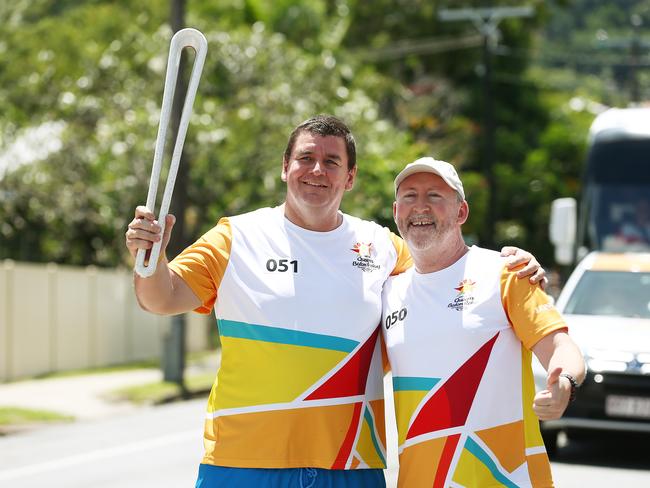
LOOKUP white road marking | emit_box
[0,430,198,481]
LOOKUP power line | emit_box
[494,44,650,65]
[356,34,483,61]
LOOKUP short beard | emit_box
[398,216,454,252]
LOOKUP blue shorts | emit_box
[195,464,386,488]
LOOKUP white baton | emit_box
[135,28,207,278]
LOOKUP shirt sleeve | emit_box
[500,264,568,350]
[387,231,413,276]
[168,217,232,314]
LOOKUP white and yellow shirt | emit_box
[382,246,565,488]
[169,206,411,469]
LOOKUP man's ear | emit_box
[458,200,469,225]
[393,201,397,221]
[281,158,288,182]
[345,165,358,191]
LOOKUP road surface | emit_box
[1,390,648,487]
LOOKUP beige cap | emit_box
[394,157,465,200]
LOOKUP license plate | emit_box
[605,395,650,419]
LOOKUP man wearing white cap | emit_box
[382,157,585,488]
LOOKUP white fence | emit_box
[0,260,211,382]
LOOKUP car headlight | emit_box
[585,349,636,373]
[586,358,628,373]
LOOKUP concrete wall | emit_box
[0,260,212,382]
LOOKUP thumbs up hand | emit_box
[533,366,572,421]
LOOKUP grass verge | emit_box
[33,360,160,379]
[108,372,215,405]
[0,407,73,434]
[31,350,218,381]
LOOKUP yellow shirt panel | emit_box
[388,231,413,276]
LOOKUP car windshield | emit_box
[563,270,650,319]
[589,184,650,252]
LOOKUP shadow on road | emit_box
[551,431,650,471]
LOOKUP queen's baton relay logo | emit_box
[351,242,381,272]
[447,279,476,311]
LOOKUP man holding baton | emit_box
[125,115,545,487]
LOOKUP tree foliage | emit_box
[1,0,633,267]
[0,0,421,265]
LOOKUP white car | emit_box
[534,251,650,454]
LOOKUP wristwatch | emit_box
[560,373,579,402]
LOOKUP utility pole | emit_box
[630,14,642,103]
[596,14,650,104]
[163,0,188,393]
[439,7,533,248]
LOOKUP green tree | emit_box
[1,0,629,268]
[0,0,419,265]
